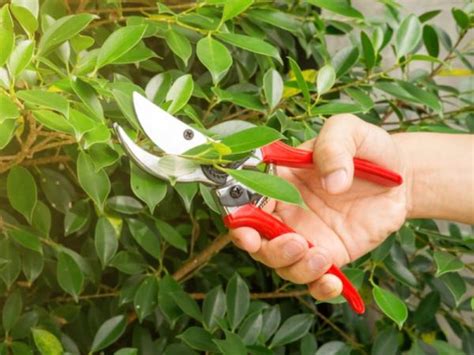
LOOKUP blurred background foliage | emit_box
[0,0,473,354]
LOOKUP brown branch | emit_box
[173,233,232,281]
[21,155,71,167]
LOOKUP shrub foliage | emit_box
[0,0,473,354]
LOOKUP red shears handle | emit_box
[224,204,365,314]
[261,141,403,187]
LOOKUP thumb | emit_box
[314,114,370,194]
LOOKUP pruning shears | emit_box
[114,93,403,315]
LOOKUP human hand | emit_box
[230,114,411,301]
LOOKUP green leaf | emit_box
[433,251,464,277]
[174,182,198,212]
[95,217,119,267]
[178,327,219,352]
[164,29,192,66]
[333,46,359,77]
[222,0,253,22]
[395,14,422,59]
[0,119,16,150]
[270,314,313,348]
[440,273,466,306]
[0,4,13,31]
[372,327,399,355]
[32,110,72,133]
[344,87,374,111]
[38,13,96,54]
[57,251,84,301]
[10,5,38,35]
[155,219,187,252]
[8,228,42,253]
[0,93,19,123]
[397,81,442,113]
[423,25,439,58]
[90,315,127,352]
[77,151,111,212]
[107,196,143,214]
[312,102,363,115]
[110,251,146,275]
[225,168,305,207]
[134,276,158,322]
[196,36,232,84]
[238,312,263,345]
[360,31,375,70]
[7,166,37,223]
[316,64,336,96]
[451,8,469,30]
[17,90,69,116]
[263,69,283,110]
[168,283,202,322]
[128,219,161,260]
[226,273,250,331]
[64,200,90,236]
[96,25,147,69]
[21,249,43,283]
[419,10,442,23]
[372,285,408,329]
[32,201,51,237]
[247,9,300,33]
[70,77,104,120]
[166,74,194,115]
[212,88,265,112]
[203,286,226,331]
[0,28,14,67]
[2,290,22,332]
[220,126,282,154]
[413,291,440,327]
[130,163,167,213]
[288,57,311,106]
[0,239,21,288]
[216,33,281,62]
[8,39,34,77]
[32,328,63,355]
[214,330,247,355]
[307,0,363,19]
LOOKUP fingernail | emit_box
[283,240,304,260]
[323,169,348,194]
[307,254,327,273]
[321,281,336,297]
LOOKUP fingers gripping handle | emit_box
[261,141,402,187]
[223,204,366,314]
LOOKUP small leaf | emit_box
[164,29,192,66]
[32,328,63,355]
[423,25,439,58]
[288,57,310,106]
[222,0,253,22]
[247,9,300,33]
[166,74,194,114]
[107,196,143,215]
[70,78,104,120]
[57,251,84,301]
[333,46,359,77]
[0,93,19,122]
[225,169,305,207]
[238,312,263,345]
[307,0,363,18]
[32,110,72,133]
[130,163,167,213]
[8,39,34,77]
[178,327,219,352]
[451,8,469,30]
[196,36,232,84]
[90,315,127,352]
[214,330,247,355]
[372,285,408,328]
[316,64,336,96]
[2,290,22,332]
[433,251,464,277]
[155,219,187,252]
[17,90,69,116]
[77,151,111,212]
[226,273,250,331]
[38,13,96,54]
[395,14,422,59]
[216,33,280,62]
[413,291,440,327]
[203,286,226,331]
[8,228,42,253]
[64,200,90,236]
[260,306,281,342]
[397,81,442,113]
[312,102,363,115]
[360,31,375,70]
[344,87,374,111]
[134,276,158,322]
[166,279,202,321]
[96,25,147,69]
[128,219,161,260]
[440,272,466,306]
[110,251,146,275]
[10,5,38,35]
[270,314,313,348]
[7,166,37,223]
[263,69,283,110]
[174,182,198,212]
[95,217,119,267]
[220,126,282,154]
[0,119,16,150]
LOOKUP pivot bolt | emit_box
[183,129,194,140]
[230,185,244,199]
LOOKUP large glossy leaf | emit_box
[7,166,37,223]
[0,27,14,66]
[96,25,147,69]
[8,39,34,77]
[203,286,226,331]
[225,168,305,207]
[396,14,422,59]
[164,29,192,66]
[17,90,69,116]
[32,328,63,355]
[166,74,194,114]
[196,36,232,84]
[270,314,313,348]
[226,273,250,331]
[372,285,408,328]
[57,251,84,301]
[316,64,336,96]
[90,315,127,352]
[263,69,283,110]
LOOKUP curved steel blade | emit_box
[114,123,215,185]
[133,92,209,154]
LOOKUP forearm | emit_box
[394,133,474,224]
